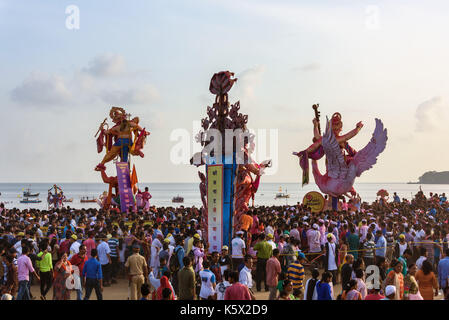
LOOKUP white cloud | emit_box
[83,53,126,77]
[100,84,159,105]
[10,72,72,106]
[415,96,446,132]
[10,55,159,108]
[234,66,266,101]
[294,63,321,72]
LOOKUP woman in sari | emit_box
[156,276,175,300]
[415,260,439,300]
[52,253,73,300]
[341,279,362,300]
[385,259,404,300]
[403,263,423,300]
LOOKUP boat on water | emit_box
[63,198,73,203]
[275,187,290,199]
[80,196,97,203]
[20,198,42,204]
[23,186,39,197]
[172,195,184,203]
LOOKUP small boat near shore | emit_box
[172,195,184,203]
[20,198,42,204]
[275,187,290,199]
[23,186,39,197]
[80,196,97,203]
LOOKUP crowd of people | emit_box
[0,189,448,301]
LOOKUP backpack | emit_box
[169,247,181,273]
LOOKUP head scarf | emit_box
[156,276,175,300]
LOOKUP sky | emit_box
[1,0,448,183]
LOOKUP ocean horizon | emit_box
[1,182,448,211]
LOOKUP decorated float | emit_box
[94,107,150,212]
[191,71,271,251]
[295,104,388,210]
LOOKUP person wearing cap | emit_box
[286,252,306,297]
[231,231,246,271]
[68,234,81,260]
[324,233,339,286]
[125,244,148,300]
[382,285,397,300]
[253,233,272,292]
[219,246,232,275]
[266,233,276,250]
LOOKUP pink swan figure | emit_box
[312,117,388,197]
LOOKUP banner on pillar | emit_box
[207,164,223,253]
[116,162,135,213]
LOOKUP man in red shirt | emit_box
[364,288,385,300]
[266,248,281,300]
[59,231,73,256]
[83,231,96,259]
[70,245,88,300]
[224,271,252,300]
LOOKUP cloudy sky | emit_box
[1,0,448,183]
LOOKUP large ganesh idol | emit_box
[94,106,150,211]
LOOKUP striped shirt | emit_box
[287,261,305,289]
[108,238,119,258]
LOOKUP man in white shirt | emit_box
[199,260,216,300]
[307,224,322,254]
[324,233,338,285]
[290,223,300,241]
[359,219,369,243]
[239,255,254,291]
[266,234,277,250]
[150,234,163,274]
[265,224,274,238]
[215,269,231,300]
[416,247,427,270]
[68,234,81,260]
[231,231,246,270]
[97,236,112,286]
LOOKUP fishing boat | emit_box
[23,186,39,197]
[20,198,42,204]
[80,196,97,203]
[275,187,290,199]
[172,195,184,203]
[63,198,73,203]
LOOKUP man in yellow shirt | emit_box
[36,243,53,300]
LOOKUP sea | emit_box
[1,182,448,211]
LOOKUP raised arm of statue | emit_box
[336,121,363,143]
